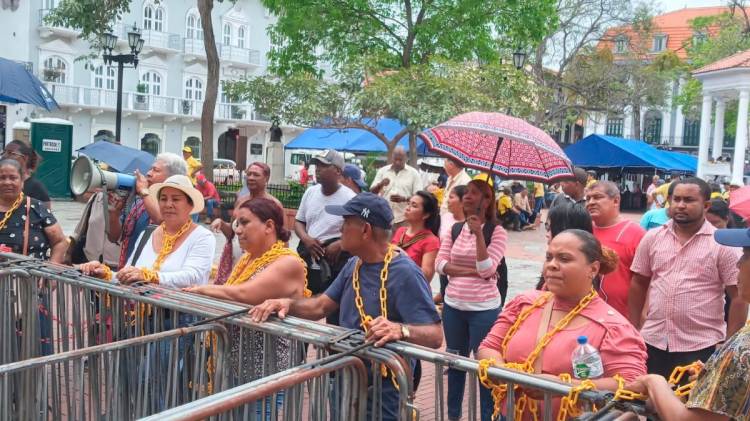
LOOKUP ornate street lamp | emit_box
[512,48,527,70]
[102,23,143,144]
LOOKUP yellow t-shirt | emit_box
[533,182,544,198]
[497,195,513,215]
[710,191,723,200]
[652,182,671,208]
[185,156,202,184]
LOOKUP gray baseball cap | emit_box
[311,149,345,170]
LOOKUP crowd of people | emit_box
[3,138,749,421]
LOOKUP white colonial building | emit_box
[0,0,303,172]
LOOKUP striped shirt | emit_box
[630,220,740,352]
[436,223,507,311]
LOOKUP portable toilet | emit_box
[30,118,73,198]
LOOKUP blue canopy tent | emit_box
[285,118,433,155]
[564,134,696,174]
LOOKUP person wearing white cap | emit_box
[295,149,355,304]
[79,174,215,289]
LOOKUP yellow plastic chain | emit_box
[557,378,597,421]
[477,289,598,420]
[352,244,400,389]
[225,240,312,297]
[668,361,703,399]
[613,374,647,401]
[0,193,24,232]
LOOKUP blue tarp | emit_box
[285,118,432,155]
[564,134,696,173]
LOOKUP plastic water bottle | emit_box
[571,336,603,379]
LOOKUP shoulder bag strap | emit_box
[22,196,31,256]
[129,225,157,267]
[532,297,555,374]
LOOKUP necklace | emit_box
[225,240,312,297]
[0,193,24,232]
[352,244,396,332]
[141,220,193,283]
[478,289,598,420]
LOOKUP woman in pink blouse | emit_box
[477,229,647,419]
[391,191,441,281]
[435,179,507,421]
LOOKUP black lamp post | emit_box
[102,23,144,144]
[512,48,527,70]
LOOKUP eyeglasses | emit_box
[2,150,24,160]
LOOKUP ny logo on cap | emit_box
[361,208,370,219]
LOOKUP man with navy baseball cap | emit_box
[250,192,442,421]
[341,163,368,193]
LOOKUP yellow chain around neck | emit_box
[478,289,598,420]
[0,193,24,232]
[352,244,400,389]
[352,244,396,332]
[139,220,193,283]
[225,240,312,297]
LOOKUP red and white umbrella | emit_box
[419,112,574,182]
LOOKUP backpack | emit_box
[451,221,508,307]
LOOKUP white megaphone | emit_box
[70,155,136,196]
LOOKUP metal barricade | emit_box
[141,353,369,421]
[0,323,229,421]
[0,255,641,421]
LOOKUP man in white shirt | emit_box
[295,149,356,300]
[370,146,422,228]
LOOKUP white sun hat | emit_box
[148,174,205,215]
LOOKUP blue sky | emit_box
[657,0,727,13]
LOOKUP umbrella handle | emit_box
[489,137,504,174]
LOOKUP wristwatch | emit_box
[400,324,410,340]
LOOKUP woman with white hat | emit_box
[79,174,215,288]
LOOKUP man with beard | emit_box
[294,150,355,303]
[585,180,645,317]
[629,177,748,378]
[623,227,750,421]
[107,152,187,269]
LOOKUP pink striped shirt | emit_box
[436,223,507,311]
[630,220,740,352]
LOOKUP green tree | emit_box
[263,0,557,74]
[258,0,556,163]
[224,60,535,160]
[45,0,221,180]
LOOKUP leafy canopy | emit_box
[262,0,558,74]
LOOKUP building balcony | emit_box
[38,9,80,39]
[46,83,257,123]
[114,23,181,54]
[183,38,206,61]
[219,44,262,68]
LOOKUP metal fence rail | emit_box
[0,255,642,421]
[141,353,369,421]
[0,323,228,421]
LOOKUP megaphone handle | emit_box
[95,165,111,237]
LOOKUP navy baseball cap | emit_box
[325,192,393,229]
[343,164,368,190]
[715,228,750,247]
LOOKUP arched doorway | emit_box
[217,129,237,162]
[93,129,115,143]
[643,110,662,144]
[140,133,161,156]
[184,136,200,158]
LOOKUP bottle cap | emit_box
[577,335,588,345]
